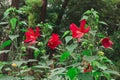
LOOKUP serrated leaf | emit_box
[83,55,98,62]
[100,57,113,64]
[60,52,70,62]
[67,68,78,80]
[0,40,12,50]
[82,50,92,56]
[9,35,19,40]
[20,68,31,74]
[0,76,17,80]
[78,73,93,80]
[62,31,70,38]
[27,46,39,50]
[99,21,108,25]
[93,71,101,80]
[32,65,50,69]
[81,16,88,20]
[12,61,27,67]
[103,70,120,76]
[0,50,10,55]
[19,21,28,26]
[65,36,72,44]
[83,10,91,15]
[0,22,8,25]
[66,43,77,53]
[97,33,106,38]
[48,68,66,79]
[22,76,35,80]
[10,18,17,30]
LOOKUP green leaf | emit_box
[93,71,101,80]
[81,16,88,20]
[9,35,19,40]
[48,68,66,79]
[10,18,17,30]
[97,33,106,38]
[99,21,108,25]
[83,55,98,62]
[0,50,10,55]
[60,52,70,62]
[22,76,35,80]
[0,76,17,80]
[0,22,8,25]
[103,70,120,76]
[78,73,93,80]
[34,50,40,59]
[12,61,27,67]
[83,10,91,15]
[82,50,92,56]
[66,43,78,53]
[65,36,72,44]
[100,56,113,64]
[67,68,78,80]
[2,7,16,20]
[103,73,111,80]
[0,40,12,50]
[27,46,39,50]
[62,31,70,38]
[19,21,28,26]
[32,65,50,69]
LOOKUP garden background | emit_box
[0,0,120,80]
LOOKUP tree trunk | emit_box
[11,0,19,8]
[55,0,69,25]
[41,0,47,23]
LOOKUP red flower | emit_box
[47,33,62,49]
[84,63,92,73]
[24,27,40,44]
[101,37,113,48]
[70,19,90,41]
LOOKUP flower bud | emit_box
[41,49,46,54]
[37,42,43,46]
[34,50,40,54]
[21,46,26,52]
[88,44,94,49]
[98,51,104,56]
[81,42,87,47]
[12,63,17,67]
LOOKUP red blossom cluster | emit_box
[24,27,62,49]
[24,19,113,49]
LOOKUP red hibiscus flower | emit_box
[47,33,62,49]
[84,63,92,73]
[24,27,40,44]
[101,37,113,48]
[70,19,90,41]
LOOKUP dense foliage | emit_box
[0,0,120,80]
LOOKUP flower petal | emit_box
[83,26,90,33]
[80,19,86,31]
[70,23,79,31]
[35,27,40,37]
